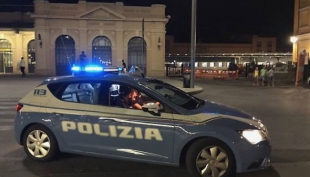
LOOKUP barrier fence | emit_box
[184,69,239,80]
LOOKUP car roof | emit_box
[39,74,164,86]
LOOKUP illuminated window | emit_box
[195,62,198,67]
[210,62,215,67]
[227,62,230,67]
[202,62,208,67]
[219,62,223,67]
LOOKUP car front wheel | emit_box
[22,125,59,162]
[186,138,236,177]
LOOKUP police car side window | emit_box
[61,82,101,105]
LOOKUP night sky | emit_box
[1,0,295,51]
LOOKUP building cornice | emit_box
[296,33,310,40]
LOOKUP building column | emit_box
[149,32,165,76]
[14,33,23,73]
[79,29,88,62]
[35,28,49,75]
[115,29,124,66]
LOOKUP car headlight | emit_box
[241,130,266,144]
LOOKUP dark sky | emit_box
[1,0,295,50]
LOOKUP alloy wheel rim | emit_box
[196,146,229,177]
[26,130,51,158]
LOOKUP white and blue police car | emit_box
[14,65,271,177]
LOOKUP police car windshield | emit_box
[140,80,204,110]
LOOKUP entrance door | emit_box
[128,37,147,75]
[55,35,75,76]
[92,36,112,65]
[0,39,12,73]
[27,40,36,73]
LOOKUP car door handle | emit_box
[98,118,117,124]
[52,112,63,116]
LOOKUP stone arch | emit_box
[123,32,151,48]
[55,35,76,76]
[127,37,147,75]
[92,36,112,65]
[88,31,115,47]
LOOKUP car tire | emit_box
[185,138,236,177]
[22,125,59,162]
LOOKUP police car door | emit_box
[46,81,107,153]
[86,82,175,164]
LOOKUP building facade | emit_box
[165,35,291,70]
[0,12,35,74]
[166,35,277,54]
[292,0,310,63]
[31,0,168,76]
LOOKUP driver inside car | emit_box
[115,88,133,108]
[131,89,160,110]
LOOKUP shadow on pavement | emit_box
[22,153,191,177]
[20,152,281,177]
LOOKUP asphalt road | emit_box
[0,75,309,177]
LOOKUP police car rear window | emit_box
[47,82,101,105]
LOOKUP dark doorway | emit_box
[27,40,35,73]
[92,36,112,65]
[0,39,13,73]
[128,37,147,74]
[55,35,75,76]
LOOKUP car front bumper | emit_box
[235,140,271,173]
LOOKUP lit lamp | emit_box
[290,36,297,43]
[157,37,161,50]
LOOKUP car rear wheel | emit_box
[22,125,59,162]
[186,138,236,177]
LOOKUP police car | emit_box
[14,65,271,177]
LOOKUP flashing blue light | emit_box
[118,67,123,71]
[71,66,81,71]
[85,66,104,72]
[71,65,104,72]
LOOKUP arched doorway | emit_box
[92,36,112,65]
[0,39,13,73]
[27,40,35,73]
[55,35,75,76]
[128,37,147,74]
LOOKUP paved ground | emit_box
[0,74,310,177]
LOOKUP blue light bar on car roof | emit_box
[85,66,104,71]
[71,66,81,71]
[71,65,104,72]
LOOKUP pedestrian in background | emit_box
[260,66,267,86]
[79,51,87,68]
[122,59,127,73]
[268,67,275,87]
[19,57,26,77]
[253,67,259,86]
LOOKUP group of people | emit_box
[253,66,274,86]
[115,88,160,110]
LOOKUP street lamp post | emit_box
[190,0,197,88]
[290,36,298,86]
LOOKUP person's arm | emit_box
[133,103,143,110]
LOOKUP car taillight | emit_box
[16,103,23,112]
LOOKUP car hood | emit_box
[192,100,253,119]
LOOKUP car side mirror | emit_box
[142,103,160,114]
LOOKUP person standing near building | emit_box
[79,51,87,68]
[268,67,275,87]
[19,57,26,77]
[253,67,259,86]
[122,59,127,73]
[260,66,267,86]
